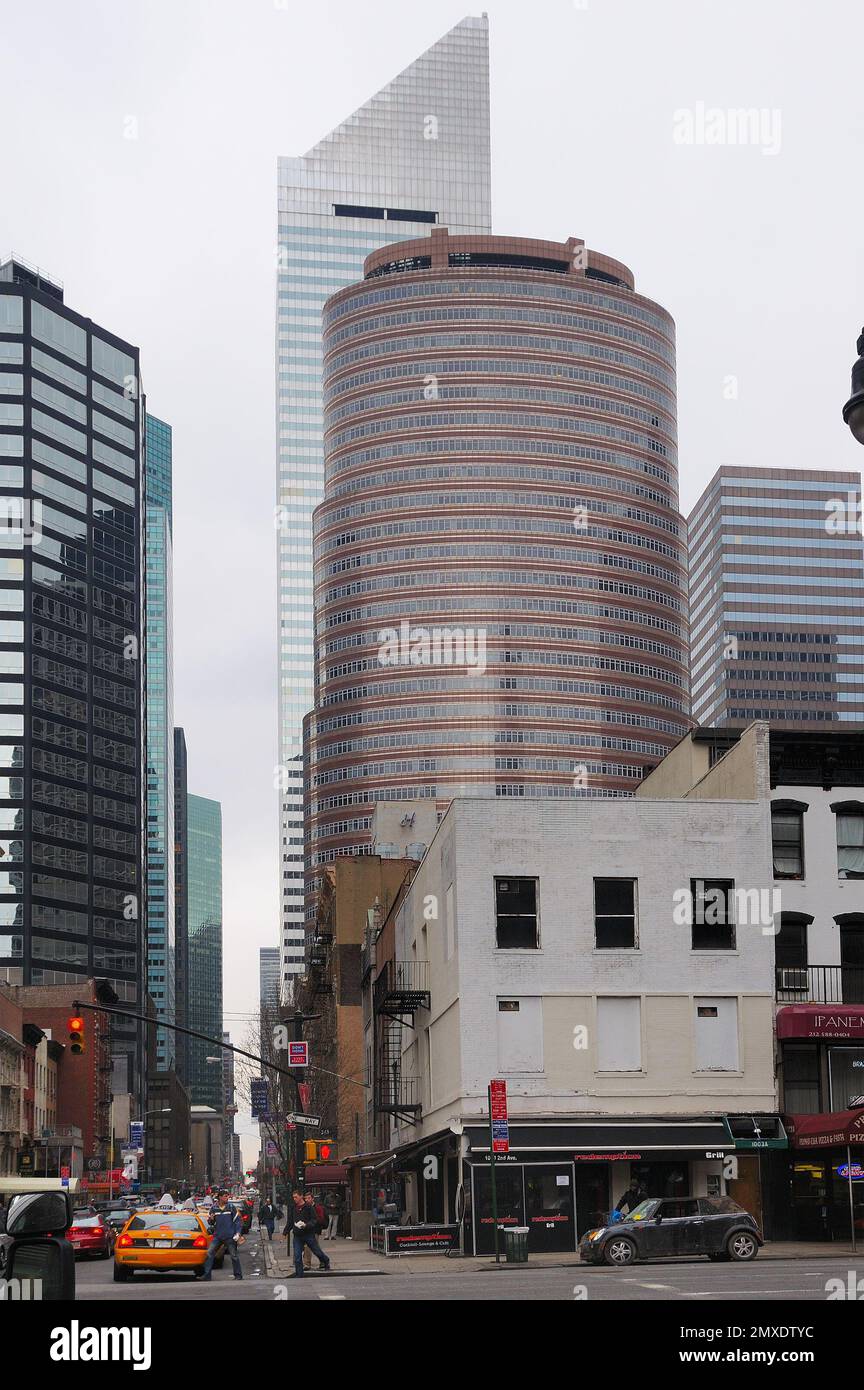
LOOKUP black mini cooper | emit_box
[579,1196,762,1266]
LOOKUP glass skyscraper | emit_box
[0,255,146,1096]
[144,413,175,1069]
[186,792,222,1109]
[689,466,864,725]
[276,14,492,981]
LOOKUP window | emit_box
[833,803,864,879]
[775,914,810,971]
[494,876,538,949]
[694,997,739,1071]
[596,997,641,1071]
[690,878,735,950]
[771,802,806,878]
[782,1043,820,1113]
[496,997,543,1071]
[594,878,637,948]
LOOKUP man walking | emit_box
[290,1190,330,1278]
[258,1197,276,1242]
[201,1189,245,1281]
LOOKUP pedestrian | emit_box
[289,1189,330,1278]
[258,1197,276,1242]
[201,1189,245,1281]
[614,1183,642,1218]
[323,1189,343,1240]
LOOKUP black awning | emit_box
[464,1117,734,1157]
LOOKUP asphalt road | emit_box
[72,1237,855,1301]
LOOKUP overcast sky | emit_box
[3,0,862,1164]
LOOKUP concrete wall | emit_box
[394,796,777,1141]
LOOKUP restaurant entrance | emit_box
[469,1160,578,1255]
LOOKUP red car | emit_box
[66,1212,115,1260]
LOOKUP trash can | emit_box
[503,1226,529,1264]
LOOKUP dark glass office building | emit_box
[186,792,222,1109]
[173,725,189,1085]
[0,256,146,1095]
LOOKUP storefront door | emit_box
[472,1164,525,1256]
[574,1163,609,1237]
[525,1165,576,1252]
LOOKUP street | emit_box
[73,1235,856,1301]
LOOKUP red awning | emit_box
[786,1109,864,1149]
[776,1005,864,1040]
[304,1164,348,1185]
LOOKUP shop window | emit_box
[771,802,806,878]
[496,996,542,1072]
[694,997,739,1071]
[596,997,641,1071]
[782,1043,821,1113]
[594,878,637,949]
[829,1046,864,1110]
[494,876,538,949]
[690,879,735,951]
[832,802,864,879]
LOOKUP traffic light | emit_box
[67,1015,85,1055]
[303,1139,336,1163]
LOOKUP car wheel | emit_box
[727,1232,758,1262]
[113,1264,131,1282]
[604,1235,637,1267]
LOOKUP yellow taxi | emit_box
[113,1206,212,1282]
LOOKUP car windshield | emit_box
[72,1216,102,1228]
[128,1213,201,1232]
[624,1199,661,1222]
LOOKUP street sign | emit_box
[129,1121,144,1149]
[489,1078,509,1153]
[250,1078,270,1117]
[61,1177,69,1188]
[285,1113,321,1129]
[265,1140,278,1158]
[60,1165,70,1179]
[86,1156,104,1172]
[288,1041,309,1068]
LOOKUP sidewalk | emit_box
[260,1235,860,1278]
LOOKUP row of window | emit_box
[771,801,864,879]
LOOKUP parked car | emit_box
[579,1196,762,1266]
[100,1206,135,1232]
[113,1207,212,1281]
[66,1212,115,1260]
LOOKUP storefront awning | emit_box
[777,1005,864,1040]
[464,1117,735,1158]
[786,1109,864,1150]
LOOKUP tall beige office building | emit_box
[276,16,492,976]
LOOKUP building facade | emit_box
[306,229,689,912]
[276,14,492,984]
[360,760,777,1253]
[144,413,175,1069]
[186,793,222,1109]
[173,726,189,1085]
[258,946,280,1016]
[642,724,864,1242]
[689,466,864,726]
[0,256,146,1097]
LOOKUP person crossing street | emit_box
[290,1190,330,1277]
[201,1190,246,1281]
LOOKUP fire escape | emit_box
[373,961,430,1126]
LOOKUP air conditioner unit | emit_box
[779,968,809,991]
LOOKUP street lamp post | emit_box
[842,328,864,445]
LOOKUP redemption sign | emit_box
[489,1078,509,1154]
[371,1223,458,1255]
[288,1042,309,1068]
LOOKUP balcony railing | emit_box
[375,1074,421,1115]
[373,960,430,1018]
[776,964,864,1005]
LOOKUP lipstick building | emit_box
[305,229,690,910]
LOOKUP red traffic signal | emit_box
[318,1141,334,1162]
[67,1016,85,1055]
